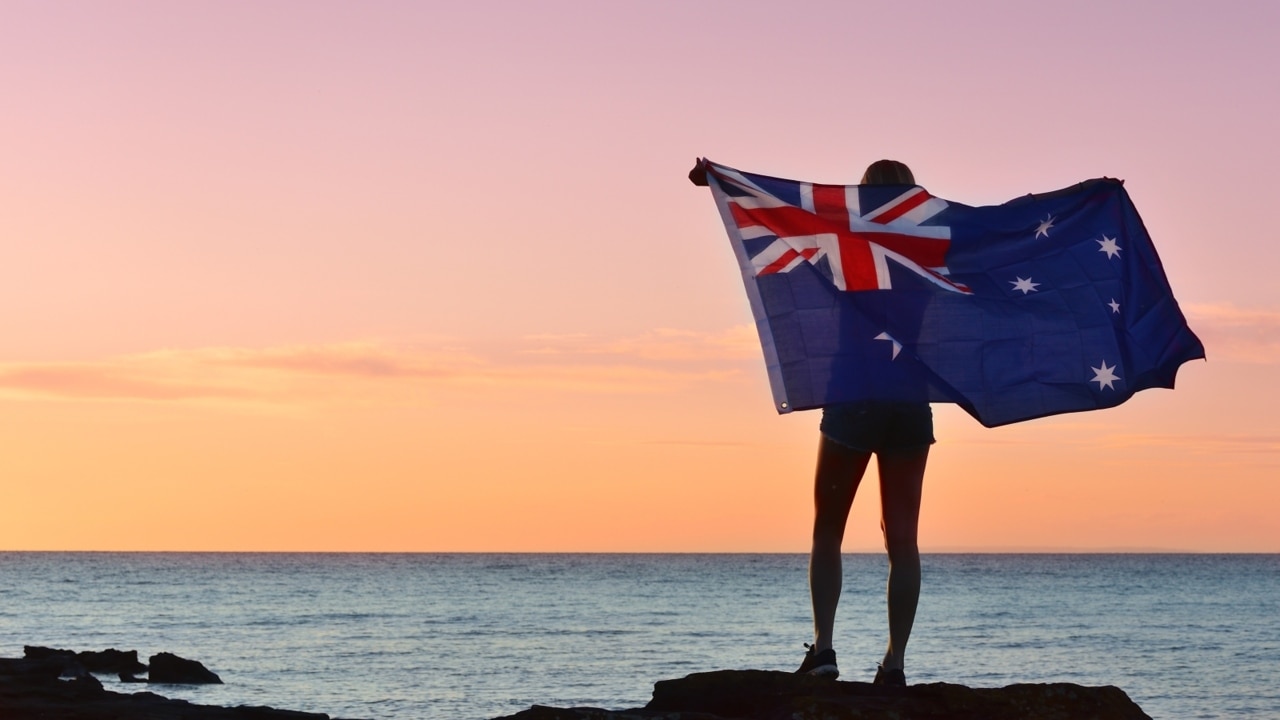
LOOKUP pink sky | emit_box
[2,1,1277,551]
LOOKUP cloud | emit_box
[1090,431,1280,455]
[212,343,477,379]
[639,439,752,447]
[519,325,760,362]
[0,365,249,401]
[0,329,755,405]
[1185,304,1280,364]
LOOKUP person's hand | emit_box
[688,157,709,186]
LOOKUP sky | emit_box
[2,0,1277,551]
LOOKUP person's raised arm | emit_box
[688,157,709,186]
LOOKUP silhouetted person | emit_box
[690,158,928,686]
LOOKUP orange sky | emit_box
[2,1,1277,551]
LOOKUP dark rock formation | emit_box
[23,640,148,676]
[81,648,147,675]
[148,652,223,684]
[0,652,365,720]
[24,646,148,675]
[493,669,1153,720]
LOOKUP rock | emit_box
[23,646,148,675]
[21,647,87,679]
[0,651,366,719]
[79,648,148,675]
[0,656,65,681]
[59,673,106,696]
[22,646,76,661]
[148,652,223,684]
[492,669,1153,720]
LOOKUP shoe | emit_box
[795,644,839,678]
[872,664,906,687]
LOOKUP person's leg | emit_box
[809,435,872,652]
[876,447,928,671]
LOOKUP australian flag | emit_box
[705,160,1205,427]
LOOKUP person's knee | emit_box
[882,528,920,559]
[812,525,844,551]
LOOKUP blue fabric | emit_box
[707,162,1205,428]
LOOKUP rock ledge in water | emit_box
[149,652,224,684]
[1,650,365,720]
[494,669,1153,720]
[23,646,148,676]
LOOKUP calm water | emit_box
[0,553,1276,719]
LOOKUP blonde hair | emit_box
[861,159,915,185]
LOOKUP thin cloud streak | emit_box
[639,439,753,447]
[1097,432,1280,454]
[0,365,250,401]
[215,344,480,379]
[520,325,760,362]
[0,329,755,404]
[1185,303,1280,364]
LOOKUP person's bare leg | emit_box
[876,447,928,671]
[809,436,872,652]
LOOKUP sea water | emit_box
[0,553,1276,719]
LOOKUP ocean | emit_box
[0,553,1276,719]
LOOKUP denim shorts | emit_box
[819,401,934,454]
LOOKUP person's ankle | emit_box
[879,654,903,670]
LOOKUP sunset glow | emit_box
[2,1,1276,551]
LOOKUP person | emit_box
[689,158,929,687]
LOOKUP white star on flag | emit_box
[1035,215,1055,238]
[1091,360,1121,390]
[1097,235,1122,259]
[1108,298,1121,313]
[1011,276,1040,294]
[875,332,902,360]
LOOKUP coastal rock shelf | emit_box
[0,648,362,720]
[23,645,224,684]
[494,669,1153,720]
[3,648,1153,719]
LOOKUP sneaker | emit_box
[872,664,906,687]
[795,644,839,678]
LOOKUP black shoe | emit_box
[796,644,839,678]
[872,664,906,687]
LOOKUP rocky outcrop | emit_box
[4,648,1153,720]
[23,646,147,675]
[0,650,364,720]
[149,652,223,684]
[22,646,224,685]
[494,669,1153,720]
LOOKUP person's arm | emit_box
[688,157,709,186]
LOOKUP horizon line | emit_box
[3,547,1274,554]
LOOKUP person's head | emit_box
[861,159,915,185]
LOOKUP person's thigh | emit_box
[813,436,873,535]
[877,449,928,546]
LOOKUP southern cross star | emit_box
[1091,360,1121,390]
[1010,276,1040,294]
[1108,298,1121,314]
[875,331,902,360]
[1097,234,1121,259]
[1035,214,1055,238]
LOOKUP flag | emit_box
[704,160,1205,428]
